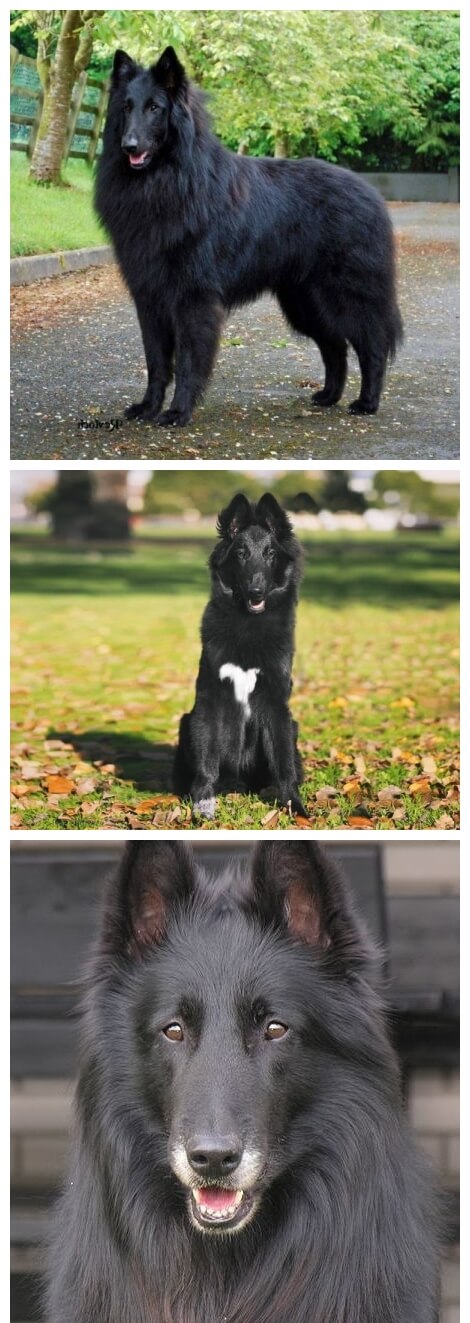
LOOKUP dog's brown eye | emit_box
[163,1023,184,1042]
[265,1022,288,1040]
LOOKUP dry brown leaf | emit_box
[377,786,403,807]
[76,778,97,795]
[262,808,280,827]
[342,777,362,795]
[315,786,338,807]
[348,813,373,829]
[99,763,116,774]
[80,801,98,817]
[409,777,431,797]
[421,755,437,779]
[434,813,456,830]
[354,755,366,777]
[294,815,312,828]
[46,775,76,795]
[392,808,407,821]
[20,763,41,780]
[11,783,34,798]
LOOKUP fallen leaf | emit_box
[422,755,437,779]
[80,801,98,817]
[354,755,366,777]
[342,777,363,795]
[409,777,432,797]
[262,808,280,827]
[20,763,41,780]
[434,813,456,830]
[46,775,76,795]
[11,784,33,798]
[315,786,338,807]
[377,785,403,807]
[392,808,407,821]
[294,815,312,828]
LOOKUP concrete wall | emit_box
[359,167,459,202]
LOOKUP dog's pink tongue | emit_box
[196,1188,237,1212]
[130,151,147,166]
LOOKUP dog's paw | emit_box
[156,407,191,428]
[348,398,378,416]
[193,797,216,820]
[287,796,309,819]
[124,400,148,420]
[312,389,339,408]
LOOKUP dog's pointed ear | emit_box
[112,50,137,86]
[256,493,293,542]
[152,46,187,97]
[217,493,252,540]
[251,843,370,973]
[102,843,196,958]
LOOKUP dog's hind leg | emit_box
[347,323,389,415]
[157,297,224,428]
[276,284,347,406]
[125,305,174,420]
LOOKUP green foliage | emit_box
[93,9,459,168]
[10,153,103,256]
[144,471,265,516]
[371,472,460,517]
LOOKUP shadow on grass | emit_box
[11,534,459,609]
[49,729,175,794]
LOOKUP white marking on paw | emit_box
[193,797,216,819]
[219,664,259,716]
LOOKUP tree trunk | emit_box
[274,133,289,158]
[29,10,100,185]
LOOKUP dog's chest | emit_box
[219,663,260,717]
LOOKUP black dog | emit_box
[95,46,403,427]
[174,492,305,818]
[46,842,439,1323]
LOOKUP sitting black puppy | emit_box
[174,492,306,819]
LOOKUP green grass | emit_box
[10,531,459,831]
[10,152,105,257]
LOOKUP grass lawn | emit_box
[10,152,105,257]
[11,530,459,831]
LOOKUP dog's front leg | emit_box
[125,304,174,421]
[157,296,224,427]
[189,715,221,820]
[262,706,307,818]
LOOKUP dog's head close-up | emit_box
[210,492,302,613]
[89,842,394,1238]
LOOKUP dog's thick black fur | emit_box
[95,46,403,427]
[173,492,305,819]
[46,841,439,1323]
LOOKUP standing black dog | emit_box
[95,46,403,427]
[46,842,439,1323]
[174,492,305,819]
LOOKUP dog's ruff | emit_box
[219,663,260,716]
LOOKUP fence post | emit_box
[87,77,109,164]
[64,69,87,162]
[27,88,44,159]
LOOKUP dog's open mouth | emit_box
[127,150,152,169]
[190,1187,254,1230]
[247,599,266,614]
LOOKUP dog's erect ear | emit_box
[217,493,252,541]
[255,493,293,542]
[112,50,137,86]
[102,843,196,958]
[251,843,370,973]
[152,46,187,97]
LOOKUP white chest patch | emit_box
[219,663,260,715]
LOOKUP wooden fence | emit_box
[10,46,108,163]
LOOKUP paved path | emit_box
[11,204,459,461]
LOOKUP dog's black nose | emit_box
[122,136,139,152]
[187,1135,242,1178]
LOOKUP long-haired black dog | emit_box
[95,46,403,427]
[173,491,305,819]
[46,841,439,1323]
